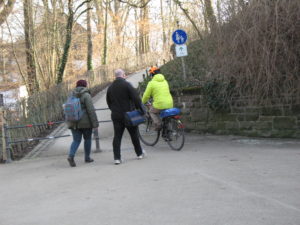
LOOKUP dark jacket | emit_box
[106,77,144,120]
[67,87,99,129]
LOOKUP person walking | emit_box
[106,69,145,165]
[142,67,173,130]
[67,80,99,167]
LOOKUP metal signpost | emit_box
[172,29,188,81]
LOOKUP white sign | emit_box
[175,44,188,57]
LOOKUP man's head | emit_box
[114,69,126,78]
[149,66,160,77]
[76,79,87,87]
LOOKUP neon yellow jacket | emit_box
[142,74,173,109]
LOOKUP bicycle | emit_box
[138,107,185,151]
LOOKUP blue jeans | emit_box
[69,128,93,160]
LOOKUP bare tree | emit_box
[56,0,91,84]
[24,0,39,94]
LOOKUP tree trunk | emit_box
[229,0,236,16]
[160,0,167,50]
[93,0,104,34]
[204,0,217,31]
[56,0,74,84]
[87,2,93,73]
[138,0,150,54]
[102,0,108,65]
[24,0,39,94]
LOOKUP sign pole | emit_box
[181,57,187,81]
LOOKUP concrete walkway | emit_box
[1,71,300,225]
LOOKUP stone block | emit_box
[259,116,273,121]
[282,106,293,116]
[273,117,297,129]
[254,121,273,130]
[225,122,239,130]
[195,122,207,131]
[216,122,226,130]
[239,121,254,130]
[231,107,245,114]
[209,113,237,122]
[237,115,245,121]
[184,122,198,131]
[191,97,201,102]
[245,107,261,114]
[184,102,194,108]
[244,114,260,121]
[243,130,260,137]
[191,109,207,122]
[257,130,272,137]
[261,107,283,116]
[270,130,296,138]
[180,96,194,102]
[193,102,204,108]
[291,104,300,114]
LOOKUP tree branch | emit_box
[74,0,92,14]
[117,0,151,8]
[0,0,17,26]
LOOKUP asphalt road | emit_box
[0,71,300,225]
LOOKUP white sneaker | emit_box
[114,159,122,165]
[137,150,146,159]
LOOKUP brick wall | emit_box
[174,94,300,138]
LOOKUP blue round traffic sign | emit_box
[172,29,188,45]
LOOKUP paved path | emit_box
[1,72,300,225]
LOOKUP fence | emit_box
[1,107,111,163]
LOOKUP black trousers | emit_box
[112,119,143,160]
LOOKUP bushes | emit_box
[149,0,300,108]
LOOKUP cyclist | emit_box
[142,66,173,131]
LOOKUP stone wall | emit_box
[174,94,300,138]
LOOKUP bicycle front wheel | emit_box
[166,118,185,151]
[138,115,160,146]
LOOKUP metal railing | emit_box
[1,107,112,163]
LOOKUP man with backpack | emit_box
[106,69,145,165]
[65,79,99,167]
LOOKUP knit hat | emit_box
[76,80,87,87]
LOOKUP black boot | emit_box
[67,157,76,167]
[85,158,94,163]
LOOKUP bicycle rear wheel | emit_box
[138,115,160,146]
[166,118,185,151]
